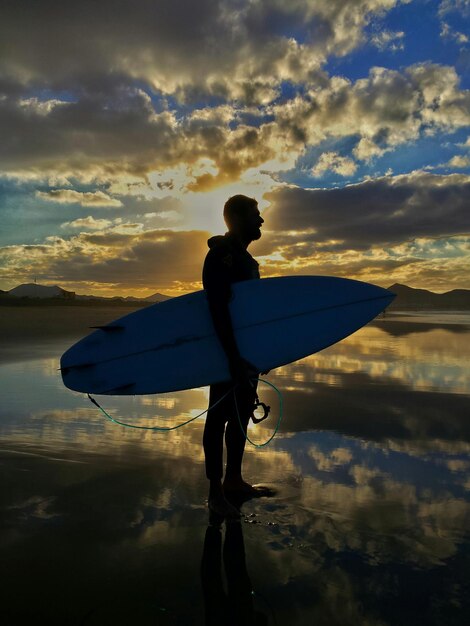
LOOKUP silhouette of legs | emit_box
[225,388,252,481]
[203,381,257,518]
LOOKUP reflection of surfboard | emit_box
[61,276,395,396]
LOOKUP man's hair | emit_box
[223,194,258,229]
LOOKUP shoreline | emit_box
[1,305,470,344]
[0,305,143,343]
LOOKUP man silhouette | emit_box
[202,194,265,518]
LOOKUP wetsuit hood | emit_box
[207,234,226,249]
[207,232,243,249]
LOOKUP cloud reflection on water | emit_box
[1,315,470,623]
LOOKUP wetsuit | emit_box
[202,232,260,481]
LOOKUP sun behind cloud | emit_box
[0,0,469,295]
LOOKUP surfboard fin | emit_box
[95,382,137,394]
[61,362,95,375]
[89,325,125,331]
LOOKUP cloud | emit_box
[0,0,405,102]
[440,21,469,45]
[0,1,468,293]
[254,234,470,292]
[272,63,470,157]
[248,171,470,291]
[2,3,467,190]
[370,29,405,52]
[2,172,469,294]
[60,216,114,230]
[311,152,357,177]
[0,228,210,295]
[438,1,470,55]
[308,445,353,471]
[0,89,182,177]
[353,137,387,161]
[438,0,470,19]
[456,135,470,147]
[425,147,470,171]
[447,154,470,167]
[263,171,470,250]
[37,189,123,207]
[1,61,468,189]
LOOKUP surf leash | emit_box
[233,378,283,448]
[87,377,283,447]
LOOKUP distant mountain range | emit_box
[7,284,75,299]
[0,283,171,305]
[1,281,470,310]
[387,283,470,310]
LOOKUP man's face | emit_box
[240,203,264,241]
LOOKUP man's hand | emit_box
[229,356,258,386]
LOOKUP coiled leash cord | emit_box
[87,377,283,448]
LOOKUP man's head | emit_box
[223,194,264,243]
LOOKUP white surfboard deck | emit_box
[60,276,394,395]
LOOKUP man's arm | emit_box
[203,248,256,382]
[207,296,241,363]
[208,297,258,383]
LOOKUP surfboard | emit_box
[60,276,395,395]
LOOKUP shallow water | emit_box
[1,312,470,625]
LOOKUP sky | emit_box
[0,0,469,297]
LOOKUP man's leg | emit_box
[203,383,241,518]
[203,383,228,482]
[224,382,256,488]
[224,382,274,496]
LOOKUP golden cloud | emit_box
[37,189,123,207]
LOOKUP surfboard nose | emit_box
[377,285,396,305]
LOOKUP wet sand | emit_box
[0,305,142,364]
[1,308,470,624]
[0,305,142,341]
[2,303,469,353]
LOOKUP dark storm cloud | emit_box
[263,172,470,250]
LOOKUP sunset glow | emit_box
[1,0,469,296]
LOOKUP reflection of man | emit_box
[202,195,264,518]
[200,517,268,625]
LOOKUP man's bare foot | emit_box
[208,495,241,519]
[223,478,275,497]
